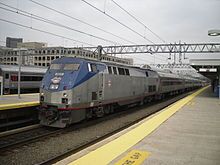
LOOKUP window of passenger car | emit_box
[50,64,62,70]
[64,64,80,71]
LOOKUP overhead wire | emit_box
[0,18,94,46]
[109,0,169,60]
[28,0,167,63]
[80,0,168,62]
[0,2,120,45]
[0,1,167,63]
[80,0,155,44]
[111,0,166,43]
[29,0,136,44]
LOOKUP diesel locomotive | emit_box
[39,57,204,128]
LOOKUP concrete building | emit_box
[0,46,133,67]
[17,42,47,49]
[6,37,23,48]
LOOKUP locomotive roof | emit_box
[0,64,47,74]
[52,57,154,71]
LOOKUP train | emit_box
[39,57,207,128]
[0,64,47,94]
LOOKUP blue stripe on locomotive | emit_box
[41,57,106,91]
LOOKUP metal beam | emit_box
[84,43,220,54]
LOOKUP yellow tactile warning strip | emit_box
[69,86,209,165]
[0,101,39,111]
[114,150,150,165]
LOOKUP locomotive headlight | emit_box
[40,92,44,96]
[50,84,59,90]
[63,93,68,97]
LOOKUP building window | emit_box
[42,57,45,61]
[125,69,130,75]
[47,56,50,60]
[113,67,117,74]
[108,66,112,74]
[145,72,148,77]
[118,68,125,75]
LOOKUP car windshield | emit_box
[50,64,62,70]
[63,64,80,71]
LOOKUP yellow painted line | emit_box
[69,86,208,165]
[0,101,39,111]
[114,150,150,165]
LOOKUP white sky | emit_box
[0,0,220,64]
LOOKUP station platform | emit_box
[57,86,220,165]
[0,93,39,111]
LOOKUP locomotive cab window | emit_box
[88,63,98,72]
[50,64,62,70]
[64,64,80,71]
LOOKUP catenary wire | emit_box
[29,0,167,61]
[0,3,120,45]
[111,0,166,43]
[0,18,94,46]
[81,0,155,44]
[29,0,136,44]
[80,0,168,61]
[0,2,167,63]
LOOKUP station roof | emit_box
[189,59,220,81]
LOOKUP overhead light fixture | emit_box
[208,29,220,36]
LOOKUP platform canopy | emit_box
[190,59,220,81]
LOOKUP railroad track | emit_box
[0,91,193,165]
[38,92,192,165]
[0,125,60,152]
